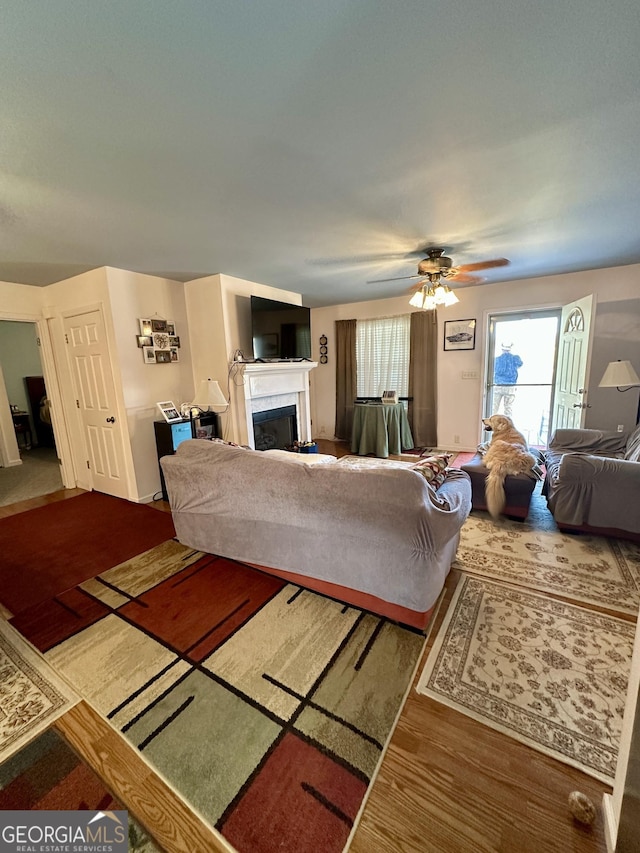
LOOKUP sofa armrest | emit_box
[546,452,640,532]
[548,428,627,455]
[557,452,640,483]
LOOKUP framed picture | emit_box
[153,332,171,350]
[444,319,476,351]
[151,319,168,333]
[170,347,179,362]
[155,350,171,364]
[157,401,182,423]
[166,321,175,335]
[139,319,153,336]
[194,420,215,439]
[169,335,180,348]
[142,347,156,363]
[137,335,153,348]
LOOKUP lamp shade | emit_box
[598,360,640,388]
[193,379,227,411]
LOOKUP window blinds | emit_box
[356,314,410,398]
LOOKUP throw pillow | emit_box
[411,453,452,488]
[625,424,640,462]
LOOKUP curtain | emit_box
[356,314,410,397]
[408,310,438,447]
[334,319,357,440]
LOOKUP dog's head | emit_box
[482,415,515,434]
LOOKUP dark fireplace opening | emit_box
[252,405,298,451]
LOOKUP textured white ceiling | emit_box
[1,0,639,306]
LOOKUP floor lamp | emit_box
[598,360,640,425]
[188,379,228,437]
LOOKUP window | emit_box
[356,315,410,398]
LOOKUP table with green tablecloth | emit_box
[350,402,414,458]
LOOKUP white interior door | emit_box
[551,294,594,430]
[63,308,129,499]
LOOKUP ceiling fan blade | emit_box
[456,258,510,273]
[449,272,483,284]
[366,274,423,284]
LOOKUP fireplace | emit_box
[252,405,298,451]
[230,361,317,449]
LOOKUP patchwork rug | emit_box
[416,575,635,783]
[0,727,159,851]
[456,513,640,615]
[0,620,78,763]
[0,491,176,615]
[11,541,426,853]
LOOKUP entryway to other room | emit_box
[484,309,561,450]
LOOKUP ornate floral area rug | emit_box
[416,575,635,782]
[0,620,78,763]
[456,513,640,615]
[10,541,426,853]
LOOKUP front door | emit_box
[63,308,130,499]
[551,295,594,430]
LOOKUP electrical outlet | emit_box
[461,370,479,380]
[454,434,460,444]
[617,424,624,432]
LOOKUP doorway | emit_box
[484,310,561,449]
[0,320,63,506]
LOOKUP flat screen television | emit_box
[251,296,312,360]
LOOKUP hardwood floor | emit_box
[2,456,611,852]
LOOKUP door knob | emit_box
[106,416,115,423]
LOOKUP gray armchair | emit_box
[542,426,640,541]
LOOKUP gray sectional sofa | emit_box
[543,425,640,541]
[160,440,472,629]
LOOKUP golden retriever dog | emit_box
[481,415,538,518]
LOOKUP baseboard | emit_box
[602,792,617,853]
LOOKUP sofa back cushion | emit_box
[625,425,640,462]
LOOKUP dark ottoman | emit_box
[460,452,537,520]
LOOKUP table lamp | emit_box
[185,379,228,436]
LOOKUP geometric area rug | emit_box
[10,540,426,853]
[0,727,160,852]
[416,575,635,783]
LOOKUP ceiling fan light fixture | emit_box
[443,288,459,306]
[408,280,458,310]
[408,289,426,308]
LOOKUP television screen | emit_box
[251,296,311,360]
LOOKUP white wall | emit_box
[106,267,194,501]
[310,263,640,450]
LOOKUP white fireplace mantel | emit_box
[231,361,317,449]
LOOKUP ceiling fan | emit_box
[367,246,510,286]
[367,246,510,309]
